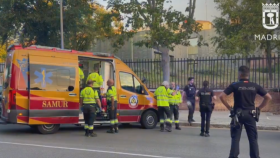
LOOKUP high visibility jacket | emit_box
[79,68,84,81]
[154,86,169,107]
[175,91,182,104]
[86,72,103,88]
[80,87,99,104]
[168,89,177,105]
[106,86,117,101]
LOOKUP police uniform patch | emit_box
[129,95,138,108]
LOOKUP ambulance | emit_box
[0,45,158,134]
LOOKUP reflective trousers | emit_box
[229,110,260,158]
[170,105,179,123]
[158,106,172,125]
[83,104,96,130]
[108,101,118,127]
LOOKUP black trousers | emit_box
[108,101,118,126]
[170,105,179,123]
[93,88,102,110]
[229,110,259,158]
[187,98,195,121]
[200,110,212,133]
[158,106,172,125]
[83,104,96,130]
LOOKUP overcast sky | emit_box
[96,0,221,22]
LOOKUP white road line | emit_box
[0,141,180,158]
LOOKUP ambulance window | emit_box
[134,77,143,94]
[119,72,134,92]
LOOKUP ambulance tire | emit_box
[36,124,60,134]
[140,110,158,129]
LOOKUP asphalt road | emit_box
[0,124,279,158]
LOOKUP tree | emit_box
[212,0,280,86]
[107,0,204,82]
[0,0,114,51]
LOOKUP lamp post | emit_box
[59,0,64,49]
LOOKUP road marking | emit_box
[0,141,180,158]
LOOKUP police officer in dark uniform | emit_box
[219,66,272,158]
[196,81,216,137]
[184,77,196,123]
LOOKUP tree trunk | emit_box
[266,40,273,88]
[160,47,170,82]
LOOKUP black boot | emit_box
[84,129,89,137]
[165,123,172,132]
[160,124,164,132]
[205,133,210,137]
[89,130,97,137]
[107,126,115,134]
[175,123,181,130]
[200,132,205,136]
[114,124,119,133]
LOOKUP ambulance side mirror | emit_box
[141,85,145,94]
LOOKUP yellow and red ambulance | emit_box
[1,45,158,134]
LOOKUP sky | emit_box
[96,0,222,22]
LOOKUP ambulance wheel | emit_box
[141,110,158,129]
[37,124,60,134]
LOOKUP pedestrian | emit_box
[184,77,196,123]
[196,81,216,137]
[219,66,272,158]
[168,82,182,130]
[86,66,104,110]
[80,80,102,137]
[154,81,177,132]
[106,79,119,134]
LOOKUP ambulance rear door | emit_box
[28,52,80,125]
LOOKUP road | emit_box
[0,124,279,158]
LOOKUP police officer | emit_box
[184,77,196,123]
[219,66,272,158]
[168,82,182,130]
[80,80,102,137]
[196,81,216,137]
[106,79,119,134]
[86,66,104,105]
[154,81,177,132]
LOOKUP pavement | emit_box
[178,110,280,130]
[0,124,279,158]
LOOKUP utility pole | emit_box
[60,0,64,49]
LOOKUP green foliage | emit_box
[107,0,204,51]
[0,0,115,51]
[212,0,280,56]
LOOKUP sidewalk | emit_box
[178,110,280,131]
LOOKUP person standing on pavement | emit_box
[196,81,216,137]
[106,79,119,134]
[168,82,182,130]
[80,80,102,137]
[154,81,177,132]
[184,77,196,123]
[219,66,272,158]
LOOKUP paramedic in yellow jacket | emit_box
[86,67,103,106]
[79,64,84,87]
[106,79,119,134]
[154,81,177,132]
[168,82,182,130]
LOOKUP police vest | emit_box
[199,88,212,109]
[86,72,103,88]
[106,86,117,101]
[154,86,169,107]
[79,68,84,81]
[187,85,196,97]
[80,87,99,104]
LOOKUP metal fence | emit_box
[0,63,4,73]
[124,56,280,90]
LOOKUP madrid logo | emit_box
[262,3,279,30]
[129,95,138,108]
